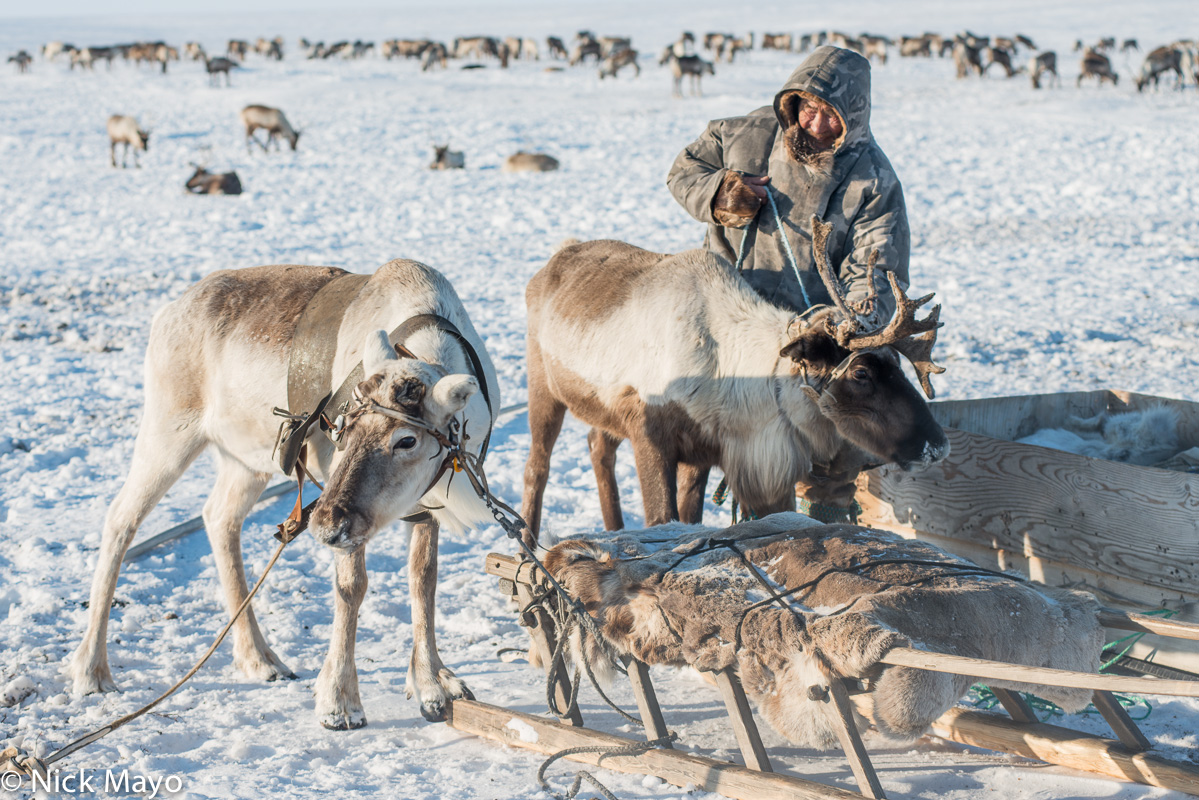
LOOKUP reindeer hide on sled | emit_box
[543,512,1102,748]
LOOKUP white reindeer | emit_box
[71,260,499,729]
[240,105,301,152]
[107,115,149,168]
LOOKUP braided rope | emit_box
[730,185,812,309]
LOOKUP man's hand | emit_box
[713,172,770,228]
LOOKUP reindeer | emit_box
[240,105,301,152]
[8,51,32,73]
[70,259,498,730]
[899,35,932,57]
[184,41,206,61]
[546,36,568,60]
[1121,39,1139,53]
[1015,34,1036,50]
[429,145,464,169]
[42,41,74,61]
[206,56,238,86]
[664,52,714,97]
[520,226,948,545]
[953,40,984,78]
[227,39,249,60]
[502,152,559,172]
[1135,46,1183,91]
[598,47,639,79]
[568,33,602,65]
[106,115,149,168]
[520,37,540,60]
[185,165,242,194]
[860,34,888,64]
[153,43,178,73]
[762,33,793,51]
[420,42,448,72]
[983,46,1017,77]
[1030,51,1060,88]
[1078,48,1118,87]
[718,33,753,63]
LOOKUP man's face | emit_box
[798,98,844,147]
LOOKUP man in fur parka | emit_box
[667,45,912,522]
[667,45,909,324]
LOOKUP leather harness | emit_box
[273,272,494,489]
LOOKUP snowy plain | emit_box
[1,1,1198,798]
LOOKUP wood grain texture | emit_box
[928,706,1199,795]
[446,699,866,800]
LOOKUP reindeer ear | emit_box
[362,330,397,375]
[431,374,478,416]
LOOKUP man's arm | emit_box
[840,174,911,326]
[668,120,767,228]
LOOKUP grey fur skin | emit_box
[545,513,1102,748]
[667,46,910,319]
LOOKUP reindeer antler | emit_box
[810,215,946,399]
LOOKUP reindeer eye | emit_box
[394,435,418,451]
[852,368,870,381]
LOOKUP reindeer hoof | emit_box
[419,685,474,723]
[267,669,298,682]
[319,709,367,730]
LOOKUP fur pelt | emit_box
[543,513,1102,749]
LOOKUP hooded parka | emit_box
[667,46,910,318]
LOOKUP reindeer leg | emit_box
[203,453,294,682]
[71,407,205,694]
[630,430,678,527]
[587,428,625,530]
[315,545,367,729]
[110,140,117,168]
[405,518,472,722]
[521,350,566,547]
[677,463,711,524]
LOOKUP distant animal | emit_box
[519,233,948,544]
[718,33,753,62]
[569,34,602,65]
[1017,406,1180,467]
[1135,46,1183,91]
[227,39,249,60]
[761,33,793,51]
[664,52,714,97]
[8,50,32,73]
[502,152,559,172]
[42,41,75,61]
[1015,34,1036,50]
[185,165,243,195]
[429,145,464,169]
[1121,39,1139,53]
[1095,36,1116,52]
[982,46,1016,77]
[899,35,932,58]
[598,47,639,79]
[599,36,632,58]
[1029,51,1059,89]
[860,35,889,64]
[240,105,301,152]
[255,36,283,60]
[546,37,568,60]
[184,41,206,61]
[1077,48,1118,87]
[420,42,448,71]
[953,41,984,78]
[107,115,149,168]
[205,56,238,86]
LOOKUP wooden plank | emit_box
[880,647,1199,697]
[1091,690,1151,751]
[514,581,582,726]
[859,427,1199,595]
[929,706,1199,796]
[713,669,773,773]
[446,699,866,800]
[989,688,1037,723]
[822,677,886,799]
[1099,609,1199,641]
[625,659,671,745]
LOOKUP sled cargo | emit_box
[856,389,1199,675]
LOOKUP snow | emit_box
[2,2,1198,799]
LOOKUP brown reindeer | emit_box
[520,227,948,545]
[502,152,559,172]
[1077,48,1118,87]
[953,40,983,78]
[1136,46,1183,91]
[598,47,639,78]
[762,33,793,51]
[185,165,242,194]
[107,115,149,168]
[983,46,1017,77]
[227,39,249,60]
[241,105,301,152]
[546,36,568,59]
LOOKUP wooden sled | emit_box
[446,552,1199,799]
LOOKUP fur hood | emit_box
[772,46,873,155]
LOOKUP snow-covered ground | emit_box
[2,3,1197,798]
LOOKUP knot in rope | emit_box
[1,745,49,782]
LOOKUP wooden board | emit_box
[447,699,866,800]
[928,706,1199,796]
[856,389,1199,674]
